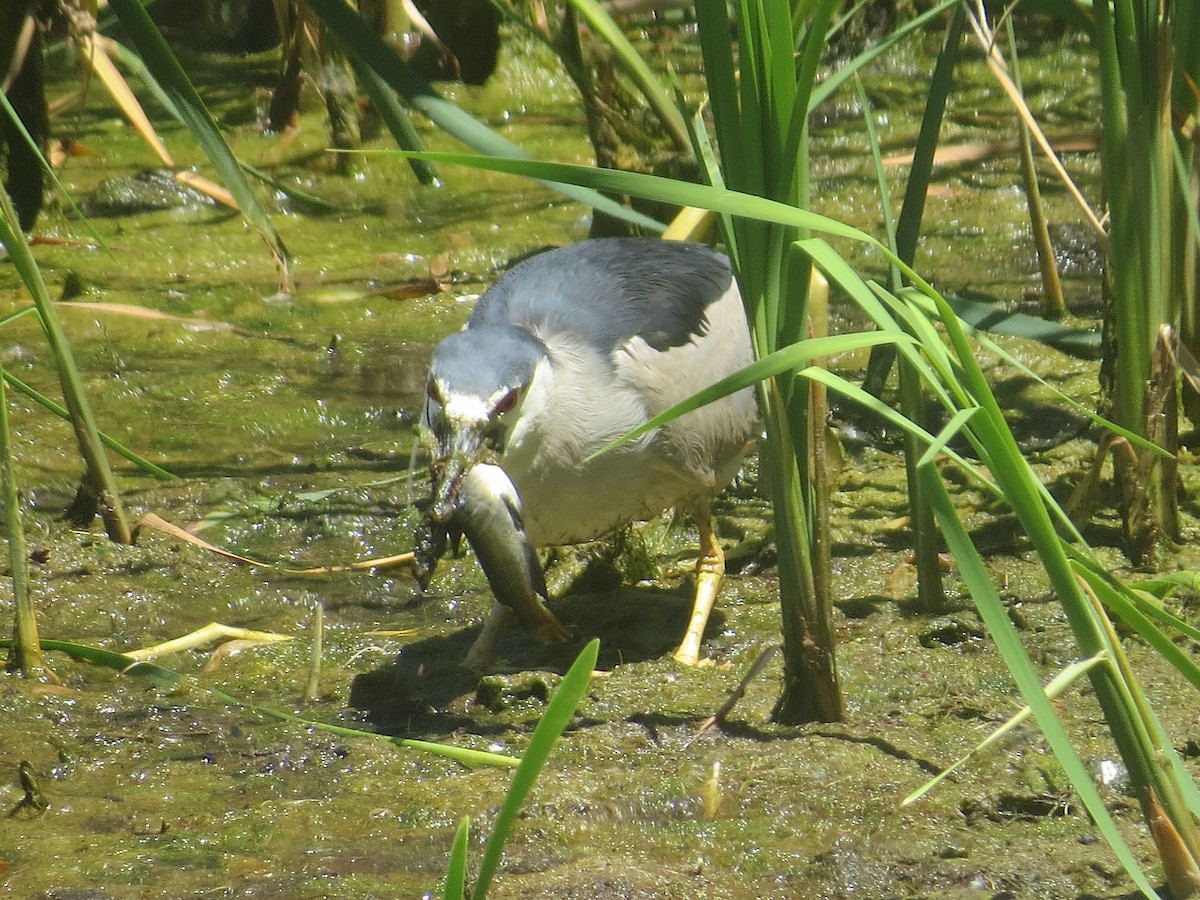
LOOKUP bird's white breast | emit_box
[498,291,756,548]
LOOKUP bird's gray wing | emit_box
[468,238,734,353]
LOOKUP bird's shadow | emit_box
[348,587,722,736]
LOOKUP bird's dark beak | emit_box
[429,420,487,524]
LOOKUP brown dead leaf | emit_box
[56,301,235,331]
[380,278,444,300]
[1147,787,1200,899]
[887,560,918,598]
[83,34,175,168]
[428,251,452,281]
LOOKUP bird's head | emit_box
[422,325,549,521]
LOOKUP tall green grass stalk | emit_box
[862,4,966,616]
[0,183,131,542]
[1003,17,1066,320]
[692,0,845,723]
[0,358,41,676]
[1091,0,1199,563]
[688,0,962,718]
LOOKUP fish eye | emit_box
[494,388,519,414]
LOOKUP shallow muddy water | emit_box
[1,21,1197,900]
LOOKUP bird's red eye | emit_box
[494,388,519,414]
[427,380,442,405]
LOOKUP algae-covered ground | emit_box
[2,25,1198,900]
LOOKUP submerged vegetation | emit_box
[1,0,1199,896]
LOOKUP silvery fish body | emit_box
[417,464,568,644]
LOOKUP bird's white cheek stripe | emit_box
[440,393,493,425]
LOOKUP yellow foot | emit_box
[673,647,718,667]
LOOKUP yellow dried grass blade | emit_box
[125,622,294,662]
[963,5,1105,240]
[133,512,414,573]
[84,34,174,167]
[175,170,238,210]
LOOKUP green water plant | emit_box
[859,2,967,619]
[102,0,295,291]
[1,635,599,896]
[1001,17,1067,321]
[481,0,694,229]
[671,0,962,720]
[688,0,844,723]
[0,636,521,769]
[442,638,599,899]
[302,0,663,234]
[966,0,1200,564]
[9,0,664,280]
[613,0,953,721]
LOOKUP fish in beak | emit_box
[413,462,567,646]
[452,464,568,644]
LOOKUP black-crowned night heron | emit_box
[419,237,758,668]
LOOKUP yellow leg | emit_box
[463,601,513,672]
[674,506,723,666]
